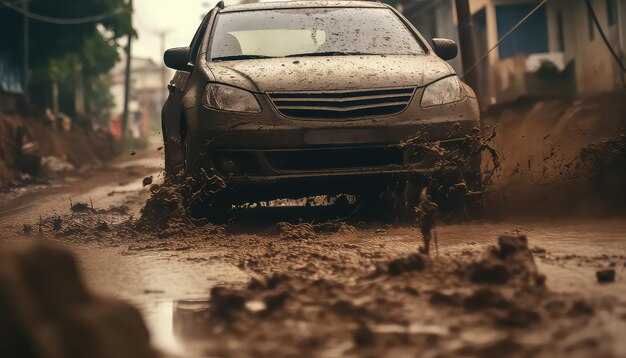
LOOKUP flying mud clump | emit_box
[399,123,500,217]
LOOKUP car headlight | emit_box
[420,76,465,107]
[204,83,261,113]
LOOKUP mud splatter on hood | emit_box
[207,55,454,92]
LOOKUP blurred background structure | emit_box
[394,0,626,105]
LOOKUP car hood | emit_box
[206,55,454,93]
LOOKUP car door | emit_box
[162,11,214,175]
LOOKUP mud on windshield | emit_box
[208,8,427,61]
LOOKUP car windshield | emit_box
[209,8,425,61]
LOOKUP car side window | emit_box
[189,10,214,64]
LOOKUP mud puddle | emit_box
[143,299,212,357]
[74,245,249,356]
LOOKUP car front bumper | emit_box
[182,92,481,199]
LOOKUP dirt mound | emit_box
[188,235,621,357]
[0,112,118,186]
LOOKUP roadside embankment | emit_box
[0,111,119,186]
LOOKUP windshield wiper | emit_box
[285,51,376,58]
[212,54,277,61]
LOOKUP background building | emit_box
[110,56,172,139]
[402,0,626,105]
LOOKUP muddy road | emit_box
[1,145,625,357]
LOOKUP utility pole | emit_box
[22,0,29,105]
[122,0,134,140]
[454,0,479,96]
[617,0,626,85]
[74,56,85,116]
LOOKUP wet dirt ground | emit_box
[1,148,625,357]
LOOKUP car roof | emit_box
[221,1,388,13]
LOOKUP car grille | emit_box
[268,87,415,120]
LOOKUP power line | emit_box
[584,0,626,73]
[1,1,127,25]
[0,0,33,8]
[462,0,550,79]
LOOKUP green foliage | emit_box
[27,0,133,119]
[86,74,115,124]
[29,0,132,69]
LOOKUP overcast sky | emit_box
[132,0,223,62]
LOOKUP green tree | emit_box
[27,0,133,122]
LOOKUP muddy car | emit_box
[162,0,481,216]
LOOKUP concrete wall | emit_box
[547,0,626,95]
[403,0,626,104]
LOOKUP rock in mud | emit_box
[353,323,375,347]
[41,155,75,176]
[95,221,110,232]
[0,241,155,358]
[71,202,94,213]
[569,299,594,316]
[496,235,528,258]
[264,291,289,313]
[596,269,616,283]
[210,287,246,318]
[387,254,426,276]
[52,216,63,231]
[463,288,510,311]
[142,175,153,187]
[429,290,463,306]
[494,308,541,328]
[470,262,510,284]
[470,234,544,288]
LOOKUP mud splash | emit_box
[399,123,500,219]
[136,170,226,237]
[484,92,626,218]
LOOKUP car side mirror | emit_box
[431,38,458,61]
[164,47,192,71]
